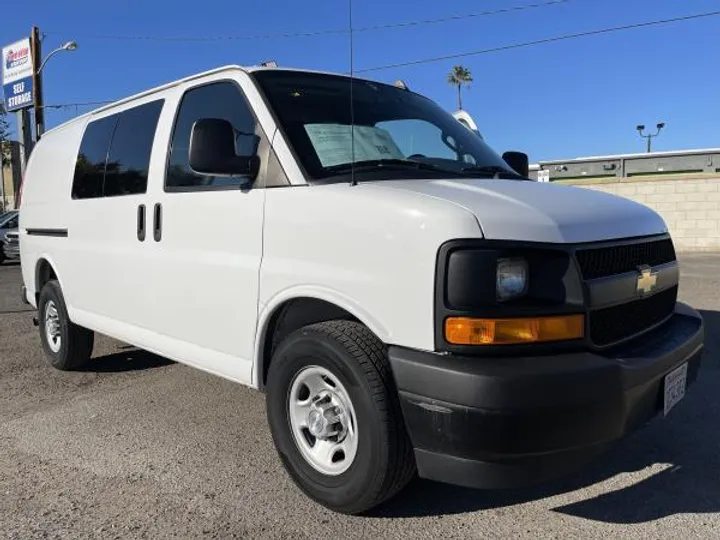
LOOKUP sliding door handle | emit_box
[137,204,146,241]
[153,203,162,242]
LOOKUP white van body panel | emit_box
[20,67,278,386]
[373,179,668,244]
[255,182,483,385]
[20,65,670,394]
[134,71,273,385]
[63,93,168,338]
[20,120,85,307]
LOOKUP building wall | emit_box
[2,163,16,211]
[1,140,20,211]
[562,175,720,251]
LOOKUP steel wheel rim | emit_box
[44,300,62,353]
[288,365,359,476]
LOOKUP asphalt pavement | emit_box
[1,255,719,539]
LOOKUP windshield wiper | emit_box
[325,159,446,174]
[461,165,523,179]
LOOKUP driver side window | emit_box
[166,81,258,191]
[376,119,457,161]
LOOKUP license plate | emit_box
[664,363,688,416]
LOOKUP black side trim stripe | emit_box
[26,228,68,237]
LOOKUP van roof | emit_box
[42,64,357,137]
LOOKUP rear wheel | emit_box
[266,321,415,514]
[38,280,94,371]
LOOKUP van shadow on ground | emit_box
[373,309,720,523]
[84,347,174,373]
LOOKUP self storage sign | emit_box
[2,38,34,112]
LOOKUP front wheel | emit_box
[266,321,415,514]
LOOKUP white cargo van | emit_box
[19,65,704,514]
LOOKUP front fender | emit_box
[253,285,391,388]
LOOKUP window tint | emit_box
[104,100,163,197]
[72,100,163,199]
[166,82,257,190]
[72,115,117,199]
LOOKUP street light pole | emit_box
[38,41,78,74]
[636,122,666,153]
[29,26,78,141]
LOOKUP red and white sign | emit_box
[2,38,34,86]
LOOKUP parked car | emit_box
[2,230,19,262]
[18,65,704,514]
[0,211,18,264]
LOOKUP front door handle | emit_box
[153,203,162,242]
[137,204,146,241]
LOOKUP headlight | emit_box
[496,257,528,301]
[438,243,582,350]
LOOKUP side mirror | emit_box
[502,151,529,178]
[189,118,259,178]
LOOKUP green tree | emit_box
[0,104,10,167]
[447,65,473,111]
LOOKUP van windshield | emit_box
[252,70,519,182]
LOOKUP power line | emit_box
[44,0,567,42]
[361,0,567,32]
[41,100,114,110]
[38,9,720,115]
[358,9,720,72]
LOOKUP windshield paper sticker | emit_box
[304,124,404,167]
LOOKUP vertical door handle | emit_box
[137,204,146,241]
[153,203,162,242]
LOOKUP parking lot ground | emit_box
[1,254,719,539]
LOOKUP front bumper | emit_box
[389,302,704,489]
[2,243,19,260]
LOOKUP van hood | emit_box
[369,178,668,244]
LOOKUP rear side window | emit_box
[104,100,163,197]
[72,115,117,199]
[72,99,164,199]
[166,82,257,190]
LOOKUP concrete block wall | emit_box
[562,176,720,251]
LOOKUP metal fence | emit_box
[529,148,720,181]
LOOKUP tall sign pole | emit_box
[30,26,44,140]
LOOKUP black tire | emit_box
[266,320,416,514]
[38,280,94,371]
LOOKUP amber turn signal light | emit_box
[445,314,585,345]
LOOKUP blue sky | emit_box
[3,0,719,161]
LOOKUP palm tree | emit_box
[447,65,473,110]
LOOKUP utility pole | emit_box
[636,123,665,153]
[30,25,45,140]
[0,148,5,211]
[15,109,33,171]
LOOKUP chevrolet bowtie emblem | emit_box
[636,266,658,295]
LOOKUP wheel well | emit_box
[35,259,58,304]
[260,298,358,388]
